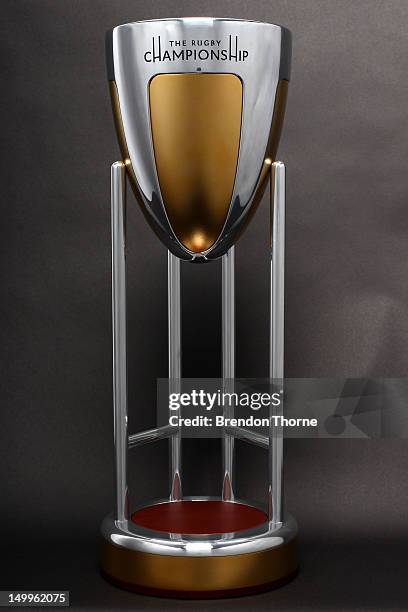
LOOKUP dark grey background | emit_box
[1,0,408,609]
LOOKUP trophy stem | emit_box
[168,251,182,500]
[269,161,286,526]
[222,246,235,501]
[102,160,298,597]
[111,161,128,524]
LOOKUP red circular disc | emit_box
[131,500,267,535]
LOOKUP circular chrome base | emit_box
[100,500,298,599]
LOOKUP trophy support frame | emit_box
[100,161,298,598]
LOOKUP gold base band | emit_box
[100,537,298,599]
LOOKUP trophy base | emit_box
[100,500,298,599]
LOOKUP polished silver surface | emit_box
[111,162,128,524]
[108,156,290,555]
[109,18,290,260]
[128,425,174,449]
[222,248,235,379]
[222,247,235,501]
[226,425,269,449]
[269,162,286,526]
[168,252,182,500]
[127,418,271,450]
[101,499,297,557]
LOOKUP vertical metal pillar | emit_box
[222,246,235,501]
[268,161,286,526]
[168,251,182,500]
[111,161,128,524]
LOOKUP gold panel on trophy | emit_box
[149,73,243,253]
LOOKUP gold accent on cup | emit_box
[149,73,243,253]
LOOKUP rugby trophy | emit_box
[101,17,297,597]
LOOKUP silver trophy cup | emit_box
[106,17,291,260]
[101,18,297,598]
